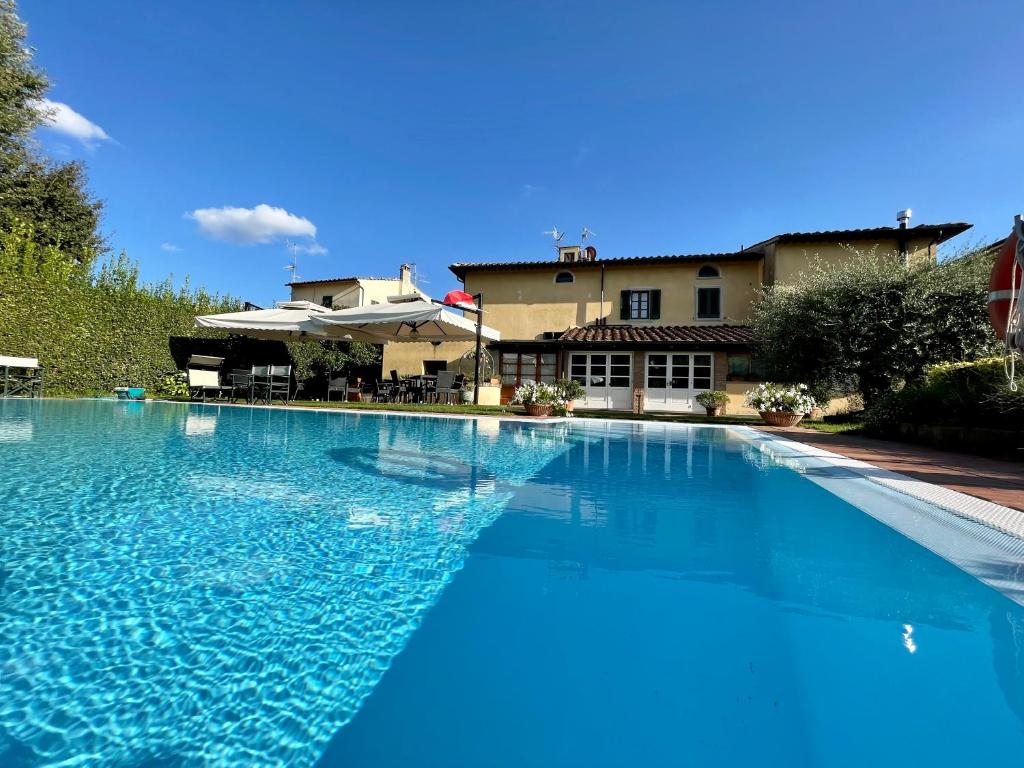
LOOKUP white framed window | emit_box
[696,286,722,320]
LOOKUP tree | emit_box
[0,1,104,266]
[750,247,998,407]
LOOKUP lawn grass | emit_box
[795,420,865,435]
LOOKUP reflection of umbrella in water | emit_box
[327,447,496,491]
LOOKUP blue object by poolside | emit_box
[113,386,145,400]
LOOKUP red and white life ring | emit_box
[988,219,1024,345]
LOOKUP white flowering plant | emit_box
[511,380,559,406]
[744,382,817,414]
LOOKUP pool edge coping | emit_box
[729,424,1024,541]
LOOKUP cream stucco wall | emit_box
[465,260,762,340]
[770,237,937,285]
[381,340,475,377]
[290,278,405,309]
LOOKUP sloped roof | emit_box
[449,252,760,280]
[744,222,971,251]
[286,276,400,287]
[559,325,755,345]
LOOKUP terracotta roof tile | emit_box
[558,325,754,344]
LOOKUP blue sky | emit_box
[23,0,1023,306]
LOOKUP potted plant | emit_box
[744,382,817,427]
[695,390,730,417]
[554,378,586,413]
[511,380,558,417]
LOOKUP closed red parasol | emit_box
[442,289,477,310]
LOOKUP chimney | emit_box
[399,263,412,292]
[897,209,912,229]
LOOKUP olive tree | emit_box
[750,246,998,407]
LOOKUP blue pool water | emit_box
[1,399,1023,767]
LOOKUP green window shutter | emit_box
[650,290,661,320]
[620,290,631,320]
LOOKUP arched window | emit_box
[697,264,720,279]
[554,271,575,284]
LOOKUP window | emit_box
[727,353,764,381]
[424,360,447,376]
[696,287,721,319]
[500,352,558,386]
[554,271,575,284]
[321,295,334,308]
[620,289,661,320]
[609,354,631,388]
[697,264,720,279]
[647,354,667,389]
[692,354,712,389]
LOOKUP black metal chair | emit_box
[327,374,348,402]
[373,380,393,403]
[222,369,249,403]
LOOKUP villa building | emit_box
[295,217,972,414]
[287,263,423,310]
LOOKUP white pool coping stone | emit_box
[730,425,1024,539]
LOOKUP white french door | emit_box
[569,352,633,410]
[644,352,714,412]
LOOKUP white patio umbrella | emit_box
[194,301,379,342]
[308,299,500,343]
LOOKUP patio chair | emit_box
[0,356,44,398]
[227,369,253,403]
[266,365,292,404]
[435,370,456,405]
[327,374,348,402]
[372,380,393,403]
[186,355,229,402]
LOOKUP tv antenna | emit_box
[543,226,564,243]
[581,227,597,241]
[284,240,300,282]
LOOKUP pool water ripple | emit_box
[0,401,579,766]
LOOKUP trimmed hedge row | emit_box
[0,251,240,394]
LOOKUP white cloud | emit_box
[36,98,111,147]
[292,242,328,255]
[160,242,182,252]
[186,204,317,245]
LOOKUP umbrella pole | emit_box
[473,292,483,405]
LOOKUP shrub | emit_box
[695,390,730,408]
[744,382,817,413]
[863,356,1024,433]
[555,378,586,403]
[511,380,559,406]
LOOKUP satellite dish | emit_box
[585,245,597,260]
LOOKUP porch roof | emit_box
[558,324,754,345]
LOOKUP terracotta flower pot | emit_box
[704,405,724,417]
[564,401,575,413]
[524,403,553,417]
[808,407,824,421]
[759,410,803,427]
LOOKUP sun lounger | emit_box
[0,356,44,398]
[186,355,229,402]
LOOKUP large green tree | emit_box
[751,247,998,407]
[0,0,104,267]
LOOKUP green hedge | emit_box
[0,227,240,394]
[864,357,1024,434]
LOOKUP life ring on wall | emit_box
[988,222,1023,344]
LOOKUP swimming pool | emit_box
[1,399,1023,766]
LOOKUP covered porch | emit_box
[493,324,759,414]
